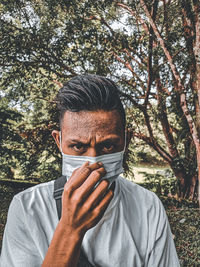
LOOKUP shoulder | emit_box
[1,181,56,266]
[15,180,54,201]
[118,177,173,252]
[118,176,161,207]
[118,176,166,227]
[16,179,55,197]
[5,180,56,231]
[9,180,55,216]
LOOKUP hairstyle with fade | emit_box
[56,74,126,129]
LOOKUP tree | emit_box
[0,97,24,178]
[0,0,200,202]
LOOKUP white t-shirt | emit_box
[0,176,180,267]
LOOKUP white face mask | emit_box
[60,132,125,184]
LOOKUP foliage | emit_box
[0,0,200,200]
[140,169,179,197]
[168,208,200,266]
[0,98,25,178]
[161,200,200,266]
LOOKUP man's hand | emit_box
[42,162,114,267]
[60,161,114,237]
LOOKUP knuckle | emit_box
[71,168,78,176]
[83,202,91,211]
[71,190,85,205]
[94,205,102,215]
[64,184,72,195]
[63,183,75,198]
[72,193,81,203]
[80,166,91,175]
[92,209,99,218]
[92,170,101,179]
[63,188,72,199]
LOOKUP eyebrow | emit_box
[68,137,121,145]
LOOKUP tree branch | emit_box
[123,48,145,69]
[133,131,173,162]
[144,0,159,107]
[140,0,200,174]
[116,2,149,34]
[155,70,179,158]
[118,90,144,111]
[112,52,146,91]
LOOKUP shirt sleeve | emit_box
[0,196,42,267]
[146,194,180,267]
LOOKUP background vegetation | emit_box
[1,0,200,265]
[1,0,200,199]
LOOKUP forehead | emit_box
[61,110,124,138]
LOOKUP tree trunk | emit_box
[170,165,198,200]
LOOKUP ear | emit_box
[52,130,61,151]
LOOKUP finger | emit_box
[88,161,103,170]
[65,161,103,191]
[90,189,114,226]
[84,179,110,209]
[77,166,107,199]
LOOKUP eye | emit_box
[70,143,86,153]
[102,143,115,153]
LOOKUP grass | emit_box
[167,208,200,265]
[160,196,200,266]
[0,178,199,266]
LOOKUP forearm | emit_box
[42,220,84,267]
[42,162,113,267]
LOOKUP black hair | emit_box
[56,74,126,129]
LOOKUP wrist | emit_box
[42,220,85,267]
[57,219,85,246]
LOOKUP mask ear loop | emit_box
[123,131,127,153]
[59,131,63,154]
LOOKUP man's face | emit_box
[52,109,125,156]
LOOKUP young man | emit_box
[0,75,180,267]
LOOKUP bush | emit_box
[139,168,178,197]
